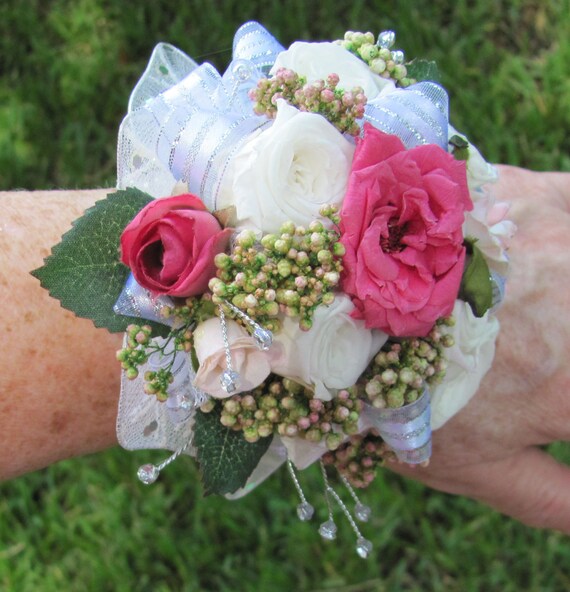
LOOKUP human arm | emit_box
[0,189,122,480]
[2,169,570,536]
[390,165,570,534]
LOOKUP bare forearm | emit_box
[0,189,122,480]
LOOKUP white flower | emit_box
[221,100,355,234]
[271,41,395,100]
[271,295,387,400]
[448,124,498,190]
[463,190,516,275]
[430,300,500,430]
[193,317,277,398]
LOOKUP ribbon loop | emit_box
[363,81,449,149]
[363,389,432,464]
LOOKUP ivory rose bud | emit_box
[271,41,395,100]
[222,100,355,234]
[120,194,232,297]
[340,125,472,337]
[430,300,500,429]
[193,318,277,398]
[271,295,388,400]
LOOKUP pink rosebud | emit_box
[120,194,232,297]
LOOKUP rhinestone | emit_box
[318,519,337,540]
[232,61,253,82]
[220,370,240,393]
[377,30,396,49]
[356,536,373,559]
[354,502,372,522]
[296,502,315,521]
[391,50,405,65]
[253,327,273,351]
[137,463,159,485]
[178,394,193,410]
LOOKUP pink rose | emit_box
[340,125,472,337]
[120,194,232,297]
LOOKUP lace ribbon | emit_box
[114,277,208,452]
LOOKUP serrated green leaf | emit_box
[459,239,493,317]
[194,407,273,496]
[406,59,440,83]
[31,188,162,333]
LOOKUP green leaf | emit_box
[449,134,469,161]
[31,188,162,333]
[459,239,493,317]
[194,407,273,496]
[406,59,440,83]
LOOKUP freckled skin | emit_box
[0,189,121,479]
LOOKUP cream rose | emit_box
[430,300,500,430]
[271,41,395,100]
[271,295,387,400]
[193,317,277,398]
[463,192,516,275]
[222,100,355,234]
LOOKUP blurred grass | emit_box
[1,0,570,590]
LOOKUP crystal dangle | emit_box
[218,304,240,393]
[287,460,314,521]
[339,474,372,522]
[137,439,191,485]
[223,299,273,351]
[319,461,373,558]
[318,462,337,541]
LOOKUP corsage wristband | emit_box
[33,21,515,557]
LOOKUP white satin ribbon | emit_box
[361,389,432,464]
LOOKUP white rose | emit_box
[271,41,395,100]
[430,300,500,430]
[222,100,355,234]
[448,125,498,190]
[193,317,278,398]
[271,295,387,400]
[463,191,516,275]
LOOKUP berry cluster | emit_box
[360,319,455,409]
[321,432,391,489]
[249,68,367,136]
[200,376,362,448]
[209,208,345,331]
[116,323,152,380]
[116,296,219,401]
[334,31,415,88]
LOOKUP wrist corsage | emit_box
[33,21,515,557]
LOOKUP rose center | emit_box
[143,241,165,279]
[380,218,408,253]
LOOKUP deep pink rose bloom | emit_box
[120,194,232,297]
[340,125,472,337]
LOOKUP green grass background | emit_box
[1,0,570,590]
